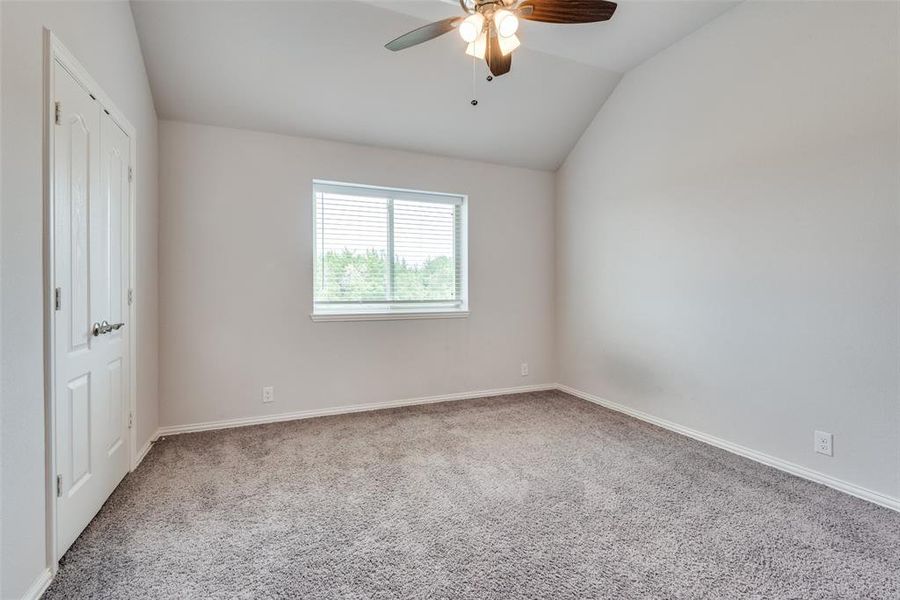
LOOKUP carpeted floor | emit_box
[44,391,899,599]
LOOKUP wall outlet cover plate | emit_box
[814,430,833,456]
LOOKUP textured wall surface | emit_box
[556,1,900,500]
[158,120,556,428]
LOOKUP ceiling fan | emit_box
[385,0,618,78]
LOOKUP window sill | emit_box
[310,310,469,322]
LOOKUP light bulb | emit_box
[465,33,487,59]
[459,13,485,43]
[498,33,520,56]
[493,9,518,38]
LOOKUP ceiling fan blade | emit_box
[486,32,512,77]
[518,0,617,24]
[385,17,462,51]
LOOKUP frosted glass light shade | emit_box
[459,13,485,43]
[498,34,520,56]
[465,33,487,59]
[493,10,519,38]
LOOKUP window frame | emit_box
[310,180,469,322]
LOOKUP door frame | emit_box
[42,29,139,570]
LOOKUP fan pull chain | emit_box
[471,55,478,106]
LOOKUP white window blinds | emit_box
[313,181,466,316]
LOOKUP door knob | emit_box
[91,321,125,336]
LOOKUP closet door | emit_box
[96,109,131,500]
[53,60,131,557]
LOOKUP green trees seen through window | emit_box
[315,249,455,303]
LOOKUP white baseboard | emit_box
[557,384,900,513]
[149,381,898,512]
[21,568,53,600]
[155,384,557,437]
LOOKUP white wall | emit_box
[0,2,159,597]
[158,121,555,428]
[556,0,900,501]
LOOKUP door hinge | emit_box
[54,287,62,311]
[54,101,61,125]
[128,412,134,429]
[56,474,63,498]
[127,289,134,306]
[128,167,133,182]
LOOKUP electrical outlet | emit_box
[262,386,274,403]
[814,430,833,456]
[520,363,529,377]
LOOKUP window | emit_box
[312,181,467,320]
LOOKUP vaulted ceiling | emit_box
[131,0,737,170]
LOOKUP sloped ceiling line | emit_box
[131,0,737,170]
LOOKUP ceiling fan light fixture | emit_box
[384,0,619,83]
[459,13,485,43]
[498,33,520,56]
[465,33,487,59]
[493,9,519,38]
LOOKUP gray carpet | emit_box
[44,391,900,599]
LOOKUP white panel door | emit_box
[54,61,131,557]
[97,104,132,500]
